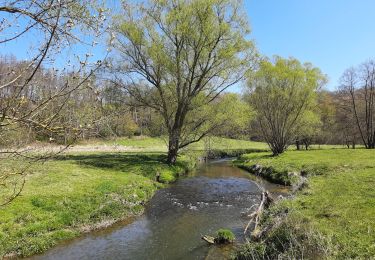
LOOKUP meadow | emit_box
[236,149,375,259]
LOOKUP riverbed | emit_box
[32,159,287,260]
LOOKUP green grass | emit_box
[81,136,268,153]
[235,148,375,185]
[0,153,193,257]
[0,136,265,258]
[291,168,375,258]
[236,149,375,259]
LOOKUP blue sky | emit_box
[1,0,374,91]
[245,0,375,90]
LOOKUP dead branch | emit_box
[244,191,273,238]
[201,235,215,245]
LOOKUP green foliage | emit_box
[247,56,326,155]
[98,111,139,138]
[234,242,267,260]
[295,109,322,146]
[215,229,235,244]
[210,93,254,138]
[113,0,257,162]
[158,171,175,183]
[316,90,337,144]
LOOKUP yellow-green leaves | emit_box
[248,56,326,155]
[111,0,256,160]
[119,22,144,45]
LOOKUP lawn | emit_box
[236,149,375,259]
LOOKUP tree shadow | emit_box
[235,152,272,163]
[54,153,171,179]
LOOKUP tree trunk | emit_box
[271,143,286,156]
[167,129,180,164]
[167,147,178,164]
[368,139,375,149]
[296,140,300,150]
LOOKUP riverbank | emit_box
[0,137,263,258]
[235,149,375,259]
[31,160,270,260]
[0,153,191,258]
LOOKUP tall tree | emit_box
[340,60,375,149]
[248,57,326,155]
[111,0,256,164]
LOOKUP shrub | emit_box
[235,211,333,259]
[215,229,235,244]
[234,242,266,260]
[159,171,175,183]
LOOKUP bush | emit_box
[159,171,176,183]
[234,210,333,259]
[234,242,266,260]
[215,229,235,244]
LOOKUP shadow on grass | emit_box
[235,153,273,163]
[54,153,184,179]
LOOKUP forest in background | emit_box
[1,53,372,151]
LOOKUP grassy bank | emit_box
[0,136,264,258]
[0,152,196,257]
[235,149,375,259]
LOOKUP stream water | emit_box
[32,159,287,260]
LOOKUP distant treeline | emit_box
[1,54,372,151]
[0,55,251,146]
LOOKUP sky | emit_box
[1,0,375,91]
[245,0,375,90]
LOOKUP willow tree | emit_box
[111,0,256,164]
[248,57,326,155]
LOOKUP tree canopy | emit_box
[248,56,326,155]
[111,0,257,163]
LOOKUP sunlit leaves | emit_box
[248,56,326,154]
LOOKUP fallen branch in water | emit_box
[244,191,273,238]
[201,235,215,244]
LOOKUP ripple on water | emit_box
[32,161,280,260]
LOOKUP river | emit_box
[32,159,287,260]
